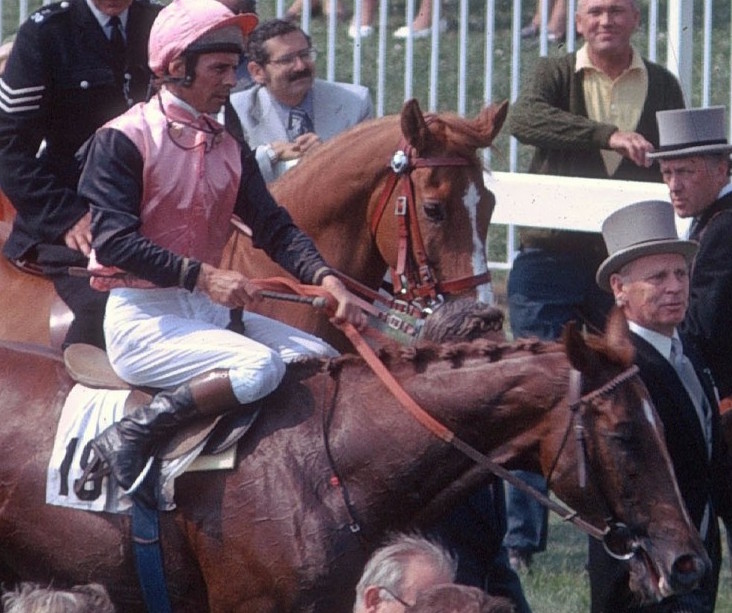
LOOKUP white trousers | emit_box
[104,287,338,404]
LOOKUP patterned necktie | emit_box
[287,107,314,140]
[108,15,126,75]
[670,338,712,457]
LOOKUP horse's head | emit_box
[370,98,508,313]
[552,308,709,603]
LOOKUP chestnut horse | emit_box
[225,99,505,351]
[0,310,708,611]
[0,99,505,351]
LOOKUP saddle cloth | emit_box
[46,384,235,514]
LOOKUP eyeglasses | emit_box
[266,47,318,67]
[378,586,413,608]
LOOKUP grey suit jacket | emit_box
[230,78,374,182]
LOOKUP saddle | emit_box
[63,343,256,460]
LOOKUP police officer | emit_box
[0,0,161,349]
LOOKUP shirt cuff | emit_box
[312,266,335,285]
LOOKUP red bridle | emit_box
[370,138,492,314]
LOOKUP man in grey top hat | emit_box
[589,200,732,613]
[502,0,685,569]
[647,106,732,407]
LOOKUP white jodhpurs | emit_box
[103,287,338,404]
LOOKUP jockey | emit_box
[76,0,366,506]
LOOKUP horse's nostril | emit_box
[671,554,706,590]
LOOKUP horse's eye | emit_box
[603,424,640,451]
[423,200,446,223]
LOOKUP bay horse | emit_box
[0,309,709,611]
[0,98,505,351]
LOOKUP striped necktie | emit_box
[670,338,712,457]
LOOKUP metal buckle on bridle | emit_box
[395,196,407,216]
[418,294,445,316]
[390,150,410,174]
[602,521,642,560]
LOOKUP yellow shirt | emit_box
[576,44,648,176]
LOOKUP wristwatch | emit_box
[264,144,279,165]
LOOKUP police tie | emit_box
[287,107,314,140]
[671,337,712,458]
[108,15,127,76]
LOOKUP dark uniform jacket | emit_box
[589,332,732,612]
[0,0,160,263]
[682,191,732,400]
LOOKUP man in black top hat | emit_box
[647,106,732,407]
[0,0,161,349]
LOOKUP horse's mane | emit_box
[284,317,630,380]
[423,108,503,158]
[315,337,566,377]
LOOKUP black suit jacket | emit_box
[588,331,732,612]
[0,0,160,261]
[682,191,732,399]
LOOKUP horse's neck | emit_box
[329,347,570,524]
[272,120,396,219]
[272,144,392,281]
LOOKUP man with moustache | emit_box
[0,0,161,349]
[229,18,373,182]
[589,200,732,612]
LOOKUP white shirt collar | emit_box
[627,320,679,363]
[85,0,129,32]
[717,181,732,200]
[575,43,644,75]
[159,87,224,123]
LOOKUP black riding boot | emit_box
[90,369,242,500]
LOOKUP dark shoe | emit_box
[520,23,538,39]
[547,31,566,43]
[91,384,197,493]
[80,370,242,504]
[508,548,533,573]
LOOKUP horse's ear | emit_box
[563,321,593,373]
[480,100,509,145]
[401,98,433,152]
[604,307,635,366]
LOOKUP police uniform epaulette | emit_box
[29,1,71,25]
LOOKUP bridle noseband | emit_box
[369,132,492,315]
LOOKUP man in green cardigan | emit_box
[503,0,685,575]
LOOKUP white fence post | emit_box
[667,0,694,104]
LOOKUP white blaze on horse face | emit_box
[463,181,493,304]
[642,399,657,428]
